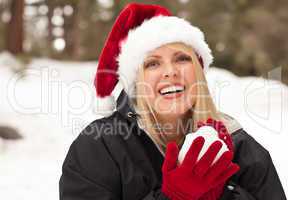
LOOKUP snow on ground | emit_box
[0,55,103,199]
[0,53,287,199]
[206,67,288,194]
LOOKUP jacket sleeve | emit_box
[220,129,287,200]
[220,183,257,200]
[59,124,170,200]
[142,188,169,200]
[59,131,122,200]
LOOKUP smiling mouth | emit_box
[159,85,185,96]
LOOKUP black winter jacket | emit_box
[59,90,287,200]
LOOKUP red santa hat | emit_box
[94,3,213,116]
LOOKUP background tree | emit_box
[0,0,287,84]
[6,0,24,54]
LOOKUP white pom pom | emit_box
[95,96,116,117]
[178,126,228,165]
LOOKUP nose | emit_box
[163,62,178,78]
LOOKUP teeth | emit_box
[160,85,184,95]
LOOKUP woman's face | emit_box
[140,43,198,118]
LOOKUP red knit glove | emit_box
[198,184,225,200]
[161,136,239,200]
[197,118,234,151]
[197,118,238,200]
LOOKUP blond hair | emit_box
[131,42,223,150]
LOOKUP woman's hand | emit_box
[197,118,234,151]
[196,118,238,200]
[161,136,239,200]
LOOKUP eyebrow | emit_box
[146,51,186,59]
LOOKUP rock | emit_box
[0,126,23,140]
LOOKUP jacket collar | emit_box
[116,89,140,123]
[116,90,166,158]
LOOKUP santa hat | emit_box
[94,3,213,116]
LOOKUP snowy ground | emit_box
[0,52,287,199]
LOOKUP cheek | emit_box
[183,64,197,105]
[184,64,196,80]
[185,66,197,104]
[142,72,160,100]
[183,64,196,87]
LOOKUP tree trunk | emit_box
[73,0,86,59]
[6,0,24,54]
[65,2,81,59]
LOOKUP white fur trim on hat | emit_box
[95,95,116,117]
[116,15,213,97]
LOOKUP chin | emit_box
[154,102,191,117]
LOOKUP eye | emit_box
[176,55,192,62]
[145,60,160,68]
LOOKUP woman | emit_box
[59,3,286,200]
